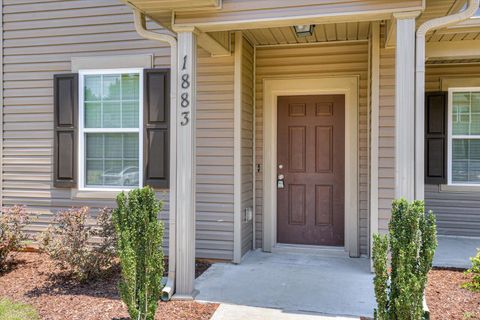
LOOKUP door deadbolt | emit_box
[277,174,285,189]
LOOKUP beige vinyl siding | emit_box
[196,48,235,260]
[424,63,480,237]
[377,29,395,235]
[2,0,235,261]
[254,41,370,254]
[240,36,254,256]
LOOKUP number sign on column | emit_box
[180,55,191,126]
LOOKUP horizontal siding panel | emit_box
[4,0,122,13]
[241,36,254,256]
[2,0,234,261]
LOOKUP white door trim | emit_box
[262,76,359,257]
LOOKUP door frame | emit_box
[262,76,359,257]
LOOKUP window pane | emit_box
[472,93,480,113]
[105,133,122,158]
[85,75,101,101]
[122,101,139,128]
[85,102,101,128]
[85,132,139,188]
[104,160,123,186]
[123,133,139,158]
[103,75,121,101]
[452,92,471,135]
[122,74,139,100]
[86,133,103,159]
[472,114,480,135]
[103,101,121,128]
[123,160,139,187]
[452,139,480,184]
[86,160,103,186]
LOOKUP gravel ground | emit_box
[426,269,480,320]
[0,252,218,320]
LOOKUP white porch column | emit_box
[174,28,197,299]
[394,12,419,201]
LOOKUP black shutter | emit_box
[425,91,448,185]
[53,74,78,188]
[144,69,170,189]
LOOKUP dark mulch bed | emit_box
[0,252,218,320]
[426,269,480,320]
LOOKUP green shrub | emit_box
[462,249,480,292]
[40,207,116,282]
[373,199,437,320]
[113,187,164,320]
[0,206,30,271]
[0,299,39,320]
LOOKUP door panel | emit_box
[277,95,345,246]
[288,126,306,172]
[289,184,306,225]
[315,185,333,226]
[315,126,333,173]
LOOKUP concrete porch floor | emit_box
[433,236,480,269]
[195,250,376,318]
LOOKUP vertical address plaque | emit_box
[180,55,191,126]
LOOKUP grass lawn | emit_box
[0,299,39,320]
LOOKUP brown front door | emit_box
[277,95,345,246]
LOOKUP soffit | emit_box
[244,22,371,46]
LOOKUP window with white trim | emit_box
[449,88,480,185]
[79,69,143,190]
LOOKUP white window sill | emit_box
[440,184,480,193]
[71,189,121,200]
[71,188,170,200]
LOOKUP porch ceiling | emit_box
[244,22,371,46]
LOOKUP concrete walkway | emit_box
[433,236,480,269]
[211,304,359,320]
[196,250,375,319]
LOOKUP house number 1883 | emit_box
[180,55,191,126]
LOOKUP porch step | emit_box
[271,244,349,258]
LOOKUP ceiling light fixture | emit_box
[294,24,315,37]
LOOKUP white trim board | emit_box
[369,22,380,260]
[72,54,153,72]
[233,31,243,263]
[262,76,360,257]
[0,0,3,209]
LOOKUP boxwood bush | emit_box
[113,186,164,320]
[373,199,437,320]
[463,249,480,292]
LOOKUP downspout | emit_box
[133,9,178,301]
[415,0,479,200]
